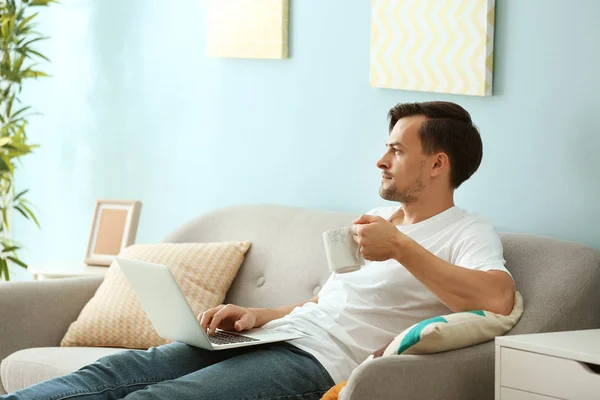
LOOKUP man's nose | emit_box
[377,155,390,170]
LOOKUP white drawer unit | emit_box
[496,329,600,400]
[500,387,557,400]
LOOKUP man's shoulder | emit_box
[453,210,500,238]
[459,210,495,226]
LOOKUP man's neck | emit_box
[392,195,455,226]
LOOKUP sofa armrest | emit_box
[343,341,495,400]
[0,276,103,361]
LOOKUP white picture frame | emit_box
[84,199,142,266]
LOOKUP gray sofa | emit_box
[1,204,600,399]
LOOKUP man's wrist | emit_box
[393,232,416,264]
[251,307,286,327]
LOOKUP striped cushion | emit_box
[61,242,251,349]
[372,291,523,359]
[326,293,524,400]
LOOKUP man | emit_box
[2,101,515,400]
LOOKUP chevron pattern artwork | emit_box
[207,0,289,59]
[370,0,495,96]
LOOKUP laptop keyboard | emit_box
[208,330,260,345]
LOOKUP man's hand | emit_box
[198,304,257,335]
[371,339,394,359]
[352,214,411,262]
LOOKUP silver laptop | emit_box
[117,257,302,350]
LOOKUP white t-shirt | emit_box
[262,205,512,384]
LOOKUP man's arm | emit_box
[394,242,514,315]
[353,215,515,315]
[200,296,318,335]
[250,295,318,327]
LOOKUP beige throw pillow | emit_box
[61,242,251,349]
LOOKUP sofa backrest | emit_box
[163,204,600,333]
[163,204,358,309]
[500,233,600,334]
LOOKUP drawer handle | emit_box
[583,362,600,375]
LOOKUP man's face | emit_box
[377,115,429,203]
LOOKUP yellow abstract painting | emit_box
[207,0,289,59]
[370,0,495,96]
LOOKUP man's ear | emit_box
[431,152,449,178]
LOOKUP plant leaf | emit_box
[21,69,49,78]
[7,141,33,152]
[0,158,11,174]
[23,47,49,62]
[20,203,39,227]
[13,54,26,72]
[16,12,38,32]
[0,155,14,174]
[1,17,9,41]
[15,7,25,24]
[14,188,28,201]
[14,205,29,220]
[1,208,8,231]
[2,246,19,253]
[9,105,30,119]
[1,236,24,248]
[0,259,10,281]
[15,121,27,137]
[6,96,14,118]
[21,36,47,48]
[7,256,27,269]
[30,0,56,6]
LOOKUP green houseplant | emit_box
[0,0,53,280]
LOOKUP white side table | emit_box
[495,329,600,399]
[29,261,109,280]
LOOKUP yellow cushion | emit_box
[320,381,348,400]
[61,242,251,349]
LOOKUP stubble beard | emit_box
[379,162,426,204]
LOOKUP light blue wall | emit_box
[12,0,600,279]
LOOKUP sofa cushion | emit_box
[321,292,524,400]
[1,347,124,393]
[60,242,251,349]
[374,291,524,358]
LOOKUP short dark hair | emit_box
[388,101,483,189]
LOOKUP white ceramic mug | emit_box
[322,226,364,274]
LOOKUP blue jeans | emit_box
[1,342,335,400]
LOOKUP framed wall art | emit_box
[370,0,496,96]
[207,0,290,59]
[84,199,142,266]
